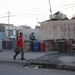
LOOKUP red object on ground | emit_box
[40,42,45,52]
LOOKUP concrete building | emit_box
[35,25,40,29]
[16,25,31,30]
[13,25,41,41]
[0,24,5,40]
[0,23,16,40]
[40,19,75,40]
[39,11,75,40]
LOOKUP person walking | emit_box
[13,32,25,60]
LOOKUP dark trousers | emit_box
[30,41,33,51]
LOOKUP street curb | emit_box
[29,62,75,71]
[0,59,33,67]
[0,59,75,71]
[57,64,75,71]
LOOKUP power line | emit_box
[12,12,49,18]
[59,5,75,9]
[59,3,75,7]
[56,3,75,10]
[0,11,49,19]
[0,7,49,19]
[51,5,75,12]
[9,6,49,15]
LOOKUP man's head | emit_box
[20,32,23,37]
[32,32,34,35]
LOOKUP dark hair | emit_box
[20,32,23,35]
[32,32,34,34]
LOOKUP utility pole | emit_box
[7,11,10,38]
[36,17,38,25]
[7,11,10,24]
[48,0,52,19]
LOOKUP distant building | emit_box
[35,25,40,29]
[40,19,75,40]
[0,23,6,32]
[38,11,75,40]
[0,23,16,40]
[16,25,31,31]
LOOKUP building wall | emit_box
[40,20,75,40]
[4,25,16,40]
[20,29,41,41]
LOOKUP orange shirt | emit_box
[17,36,24,47]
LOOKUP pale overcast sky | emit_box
[0,0,75,28]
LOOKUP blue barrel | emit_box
[33,41,40,52]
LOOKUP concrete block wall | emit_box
[20,29,41,41]
[40,20,75,40]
